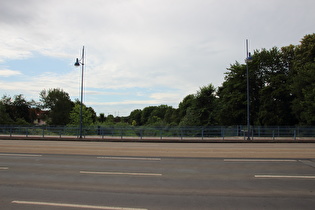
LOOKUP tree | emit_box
[40,88,74,125]
[178,94,195,121]
[0,101,14,125]
[68,103,94,126]
[194,84,218,125]
[129,109,142,125]
[254,47,296,125]
[179,84,217,126]
[98,113,106,123]
[217,63,247,125]
[291,34,315,125]
[141,106,156,125]
[0,94,35,125]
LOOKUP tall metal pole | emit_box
[80,46,85,139]
[246,40,251,140]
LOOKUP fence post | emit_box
[294,129,296,140]
[201,127,204,140]
[180,127,183,140]
[272,130,275,141]
[222,127,225,140]
[42,127,45,138]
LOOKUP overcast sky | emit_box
[0,0,314,116]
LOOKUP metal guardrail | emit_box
[0,126,315,141]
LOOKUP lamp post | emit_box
[74,46,85,138]
[245,40,253,140]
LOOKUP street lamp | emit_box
[74,46,85,138]
[245,40,253,140]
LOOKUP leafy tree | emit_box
[68,103,94,126]
[217,63,247,125]
[0,101,14,124]
[179,84,217,126]
[0,94,34,124]
[194,84,218,125]
[129,109,142,125]
[141,106,156,125]
[291,34,315,125]
[40,88,74,125]
[253,47,297,125]
[178,94,195,120]
[98,113,106,123]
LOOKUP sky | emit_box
[0,0,314,116]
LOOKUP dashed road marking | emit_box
[97,156,161,161]
[224,159,297,162]
[255,175,315,179]
[0,153,42,157]
[12,200,147,210]
[80,171,162,176]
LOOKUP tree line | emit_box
[1,34,314,126]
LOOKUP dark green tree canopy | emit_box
[40,88,74,125]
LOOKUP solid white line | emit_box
[12,200,147,210]
[0,153,42,157]
[255,175,315,179]
[224,159,297,162]
[97,157,161,161]
[80,171,162,176]
[0,167,9,170]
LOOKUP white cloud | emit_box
[0,69,22,77]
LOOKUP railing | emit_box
[0,126,315,141]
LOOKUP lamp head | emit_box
[74,58,80,66]
[246,52,253,63]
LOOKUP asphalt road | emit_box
[1,140,315,209]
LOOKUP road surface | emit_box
[1,140,315,209]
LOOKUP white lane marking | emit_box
[12,200,147,210]
[255,175,315,179]
[0,153,42,157]
[0,167,9,170]
[97,156,161,161]
[80,171,162,176]
[224,159,297,162]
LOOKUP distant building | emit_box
[33,109,49,125]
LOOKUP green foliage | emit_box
[0,102,14,125]
[0,94,35,125]
[40,88,74,125]
[68,103,94,126]
[217,62,246,125]
[291,34,315,125]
